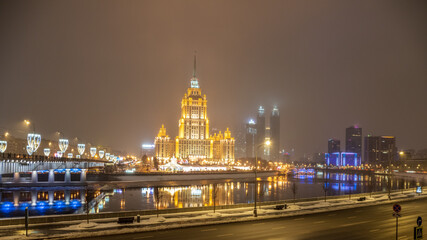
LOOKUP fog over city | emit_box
[1,1,426,156]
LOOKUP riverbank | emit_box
[393,172,427,181]
[1,188,425,239]
[87,171,278,183]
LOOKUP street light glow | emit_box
[44,148,50,157]
[59,139,69,153]
[90,147,97,157]
[78,144,85,155]
[0,141,7,153]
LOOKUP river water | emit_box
[0,171,424,218]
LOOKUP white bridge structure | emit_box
[0,153,107,186]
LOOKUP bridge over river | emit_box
[0,153,107,186]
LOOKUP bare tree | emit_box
[348,176,353,200]
[387,175,392,200]
[141,154,149,165]
[85,187,95,224]
[323,180,329,202]
[213,183,219,213]
[368,175,376,198]
[154,186,163,217]
[153,157,159,171]
[292,182,297,204]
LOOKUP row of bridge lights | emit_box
[0,120,116,161]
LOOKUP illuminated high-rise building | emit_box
[154,124,174,163]
[364,135,397,164]
[270,106,280,160]
[154,55,235,165]
[346,125,362,160]
[245,119,256,158]
[255,106,266,159]
[328,138,341,154]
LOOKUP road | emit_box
[82,197,427,240]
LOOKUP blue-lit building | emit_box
[325,152,361,167]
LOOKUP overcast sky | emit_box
[1,0,426,156]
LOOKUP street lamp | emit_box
[59,139,69,153]
[0,141,7,153]
[24,120,41,155]
[44,148,50,157]
[78,144,85,156]
[90,147,97,158]
[254,140,271,217]
[99,150,105,159]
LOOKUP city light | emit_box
[27,133,41,152]
[0,141,7,153]
[142,144,155,149]
[0,2,425,240]
[99,150,105,159]
[26,145,33,155]
[59,139,69,153]
[44,148,50,157]
[77,144,85,155]
[90,147,97,157]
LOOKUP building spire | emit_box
[193,51,197,78]
[190,51,200,88]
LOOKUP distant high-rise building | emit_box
[234,124,247,159]
[245,119,257,158]
[255,106,266,159]
[270,106,280,160]
[364,135,397,163]
[346,125,362,160]
[328,138,341,154]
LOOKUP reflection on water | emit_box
[0,187,86,218]
[1,171,424,218]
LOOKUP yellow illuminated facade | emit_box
[154,56,235,165]
[154,124,174,163]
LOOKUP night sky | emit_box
[1,1,426,157]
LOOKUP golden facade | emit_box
[154,125,174,163]
[154,57,235,165]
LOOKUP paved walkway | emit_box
[0,190,425,239]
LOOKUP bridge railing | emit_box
[0,152,108,163]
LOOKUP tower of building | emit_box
[245,119,256,158]
[154,54,235,165]
[175,55,211,161]
[364,135,397,164]
[328,138,341,153]
[270,106,280,160]
[154,124,174,163]
[255,106,266,159]
[345,125,362,160]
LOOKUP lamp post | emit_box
[25,120,41,156]
[254,140,271,217]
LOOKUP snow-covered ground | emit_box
[1,189,425,240]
